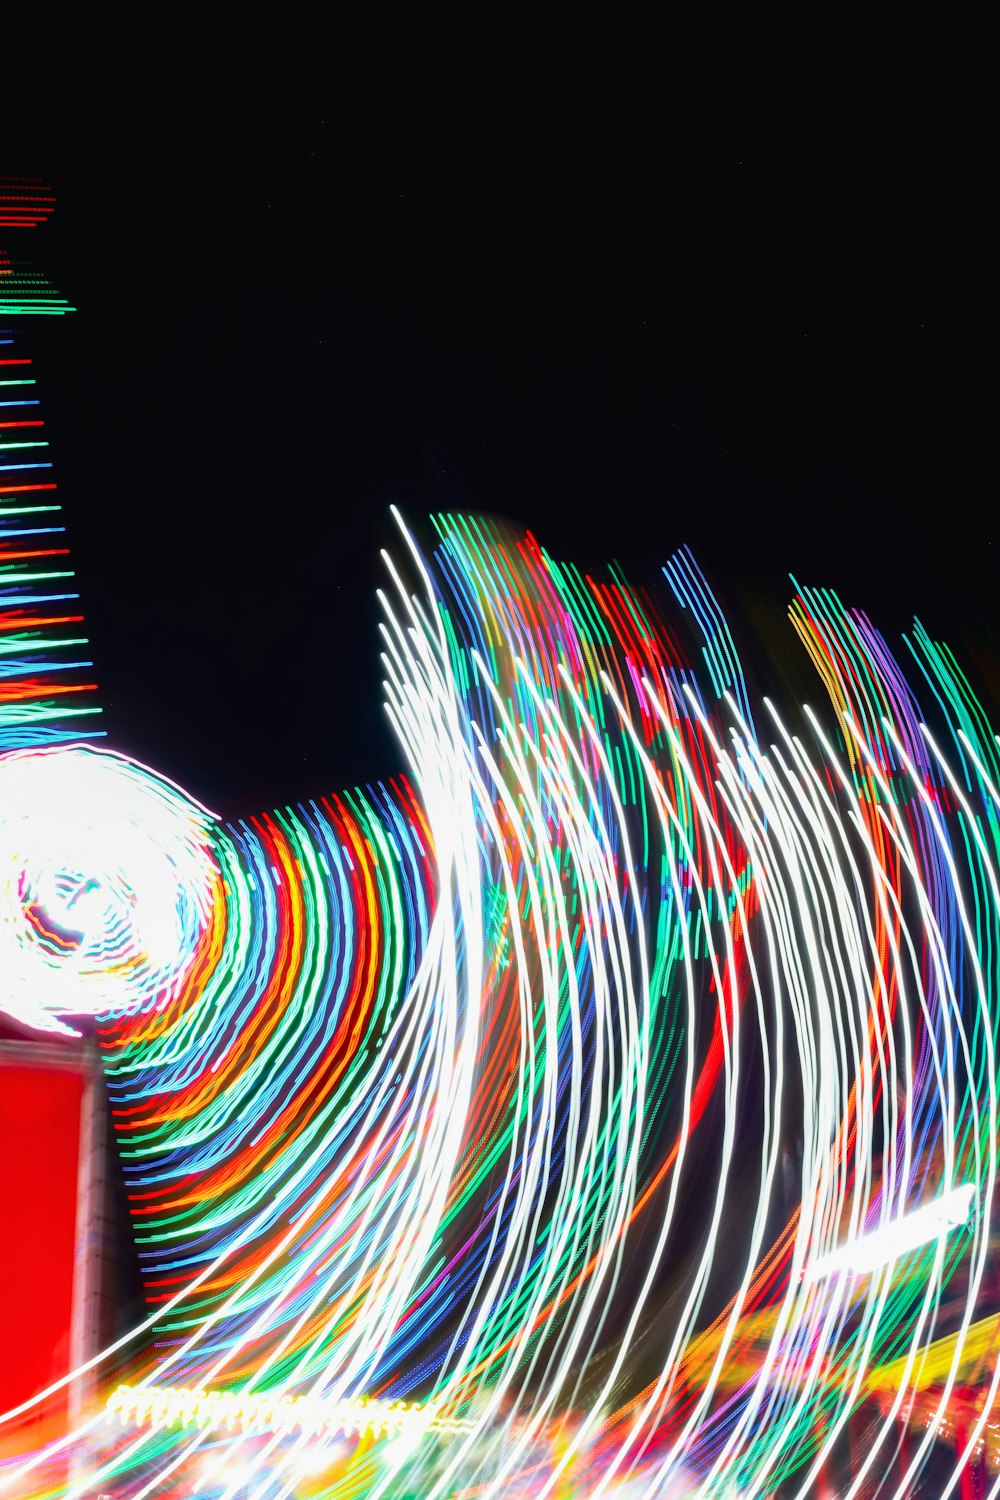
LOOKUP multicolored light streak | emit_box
[0,179,58,231]
[0,327,98,754]
[0,180,73,316]
[2,217,1000,1490]
[3,507,1000,1496]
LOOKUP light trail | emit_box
[806,1183,977,1281]
[105,1382,473,1439]
[3,506,1000,1497]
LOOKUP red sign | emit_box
[0,1036,92,1456]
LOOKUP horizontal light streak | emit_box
[105,1382,472,1440]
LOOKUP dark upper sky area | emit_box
[4,26,994,816]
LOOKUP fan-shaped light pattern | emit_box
[3,511,1000,1499]
[102,774,437,1391]
[0,328,100,752]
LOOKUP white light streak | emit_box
[806,1184,977,1281]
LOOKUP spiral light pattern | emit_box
[0,745,218,1035]
[3,511,1000,1498]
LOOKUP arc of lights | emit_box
[2,193,1000,1497]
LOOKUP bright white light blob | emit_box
[295,1443,346,1478]
[806,1183,976,1281]
[200,1453,255,1490]
[0,744,218,1035]
[383,1426,425,1465]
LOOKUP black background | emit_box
[5,16,995,817]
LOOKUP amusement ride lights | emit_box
[0,745,219,1035]
[3,508,1000,1498]
[2,197,1000,1498]
[806,1182,977,1282]
[0,178,73,315]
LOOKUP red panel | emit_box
[0,1060,83,1420]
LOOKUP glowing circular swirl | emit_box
[0,744,219,1035]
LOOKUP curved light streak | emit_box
[2,509,1000,1499]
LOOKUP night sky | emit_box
[6,29,994,819]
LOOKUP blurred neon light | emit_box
[0,745,218,1035]
[806,1184,977,1281]
[3,505,1000,1497]
[105,1382,472,1440]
